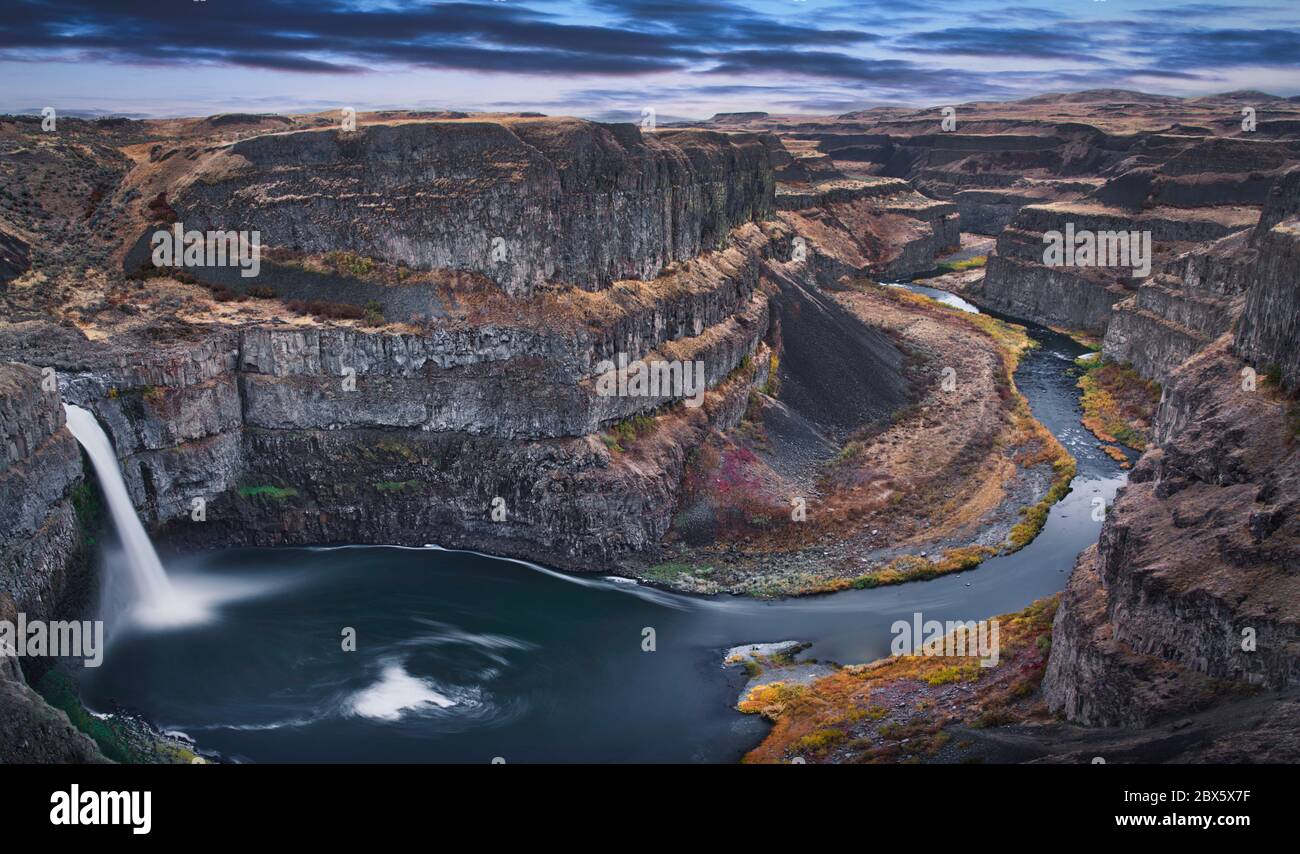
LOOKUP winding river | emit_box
[76,289,1127,763]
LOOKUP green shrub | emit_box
[374,479,421,493]
[70,481,103,544]
[37,669,137,763]
[936,255,987,273]
[237,484,298,501]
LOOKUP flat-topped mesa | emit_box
[953,181,1101,236]
[1086,136,1300,215]
[774,176,914,210]
[166,118,775,297]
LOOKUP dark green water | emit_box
[76,298,1126,763]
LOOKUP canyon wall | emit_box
[3,116,953,577]
[6,252,773,571]
[699,105,1296,340]
[0,362,105,762]
[1,119,799,576]
[0,110,953,760]
[1103,167,1300,382]
[1044,211,1300,731]
[164,121,775,297]
[976,202,1256,333]
[0,363,88,623]
[775,177,959,282]
[1234,169,1300,390]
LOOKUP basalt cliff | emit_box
[1039,187,1300,757]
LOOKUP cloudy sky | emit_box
[3,0,1299,120]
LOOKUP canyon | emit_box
[1,90,1298,763]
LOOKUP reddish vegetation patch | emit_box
[284,299,365,320]
[145,191,178,224]
[673,423,792,543]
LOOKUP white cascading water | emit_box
[62,403,205,629]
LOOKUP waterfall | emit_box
[62,403,205,629]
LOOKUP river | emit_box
[75,287,1127,762]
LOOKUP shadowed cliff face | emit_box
[0,363,89,624]
[1236,169,1300,391]
[0,228,28,284]
[1044,340,1300,729]
[761,260,908,442]
[1043,206,1300,738]
[0,363,107,763]
[150,119,775,297]
[977,201,1259,334]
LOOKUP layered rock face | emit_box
[1044,213,1300,735]
[775,177,959,281]
[0,363,105,763]
[0,108,957,596]
[1235,170,1300,390]
[0,114,960,579]
[977,201,1258,333]
[0,107,957,623]
[166,120,774,296]
[1,117,792,572]
[7,240,773,568]
[952,183,1096,236]
[1103,167,1299,382]
[1102,232,1251,381]
[232,233,770,441]
[976,134,1295,333]
[1044,340,1300,727]
[701,94,1300,336]
[0,363,88,623]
